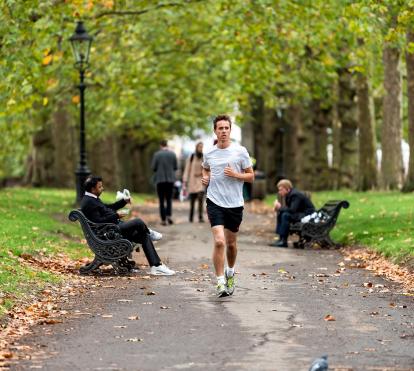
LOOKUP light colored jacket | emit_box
[183,154,205,194]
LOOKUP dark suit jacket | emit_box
[151,149,178,184]
[80,195,127,224]
[279,188,315,222]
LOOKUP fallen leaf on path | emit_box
[142,302,153,305]
[113,325,127,329]
[370,311,379,316]
[200,264,209,269]
[118,299,133,303]
[196,289,204,292]
[126,338,143,342]
[324,314,336,321]
[145,291,156,296]
[128,316,140,320]
[363,282,373,288]
[160,306,170,309]
[39,319,63,325]
[101,314,113,318]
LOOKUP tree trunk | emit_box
[25,103,76,188]
[297,105,315,191]
[311,102,331,190]
[284,105,301,186]
[381,44,403,189]
[89,136,118,190]
[356,72,378,190]
[403,30,414,191]
[337,69,359,188]
[331,86,341,190]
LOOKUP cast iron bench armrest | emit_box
[68,209,134,275]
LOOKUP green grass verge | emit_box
[265,190,414,262]
[0,187,151,316]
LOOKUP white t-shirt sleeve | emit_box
[241,147,252,169]
[202,152,210,169]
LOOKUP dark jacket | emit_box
[80,195,127,224]
[279,188,315,222]
[151,149,178,184]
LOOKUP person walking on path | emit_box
[80,176,175,275]
[182,141,205,223]
[151,140,178,226]
[269,179,315,248]
[202,115,255,297]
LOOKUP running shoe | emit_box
[148,228,163,241]
[225,269,235,296]
[150,264,175,276]
[217,282,229,298]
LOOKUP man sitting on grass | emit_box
[80,176,175,276]
[269,179,315,248]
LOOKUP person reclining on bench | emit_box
[80,175,175,275]
[269,179,315,248]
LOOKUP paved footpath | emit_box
[9,202,414,371]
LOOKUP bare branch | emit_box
[93,0,207,19]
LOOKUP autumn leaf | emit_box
[101,314,113,318]
[324,314,336,321]
[72,95,80,104]
[42,55,53,66]
[126,338,143,342]
[128,316,140,321]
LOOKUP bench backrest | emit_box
[319,200,350,225]
[68,210,133,261]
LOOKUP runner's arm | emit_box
[202,167,210,186]
[224,166,255,183]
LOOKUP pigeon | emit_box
[309,355,328,371]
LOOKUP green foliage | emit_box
[265,191,414,262]
[3,0,414,179]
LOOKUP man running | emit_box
[202,115,254,297]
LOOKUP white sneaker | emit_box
[149,228,162,241]
[150,264,175,276]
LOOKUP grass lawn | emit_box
[0,187,150,316]
[265,190,414,262]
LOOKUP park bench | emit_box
[68,209,135,275]
[289,200,350,249]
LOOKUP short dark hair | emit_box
[213,114,232,130]
[160,139,168,147]
[84,176,102,192]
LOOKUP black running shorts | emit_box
[206,198,244,233]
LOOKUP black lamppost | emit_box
[69,21,93,204]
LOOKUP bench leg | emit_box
[79,256,103,275]
[112,261,130,275]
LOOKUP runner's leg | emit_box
[211,225,226,277]
[224,229,237,268]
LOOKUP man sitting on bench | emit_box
[80,176,175,275]
[269,179,315,248]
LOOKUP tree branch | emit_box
[93,0,207,19]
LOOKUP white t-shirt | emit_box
[202,143,252,208]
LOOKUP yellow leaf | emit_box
[42,55,53,66]
[104,0,114,8]
[72,95,80,104]
[43,97,48,106]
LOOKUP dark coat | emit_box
[151,149,178,184]
[279,188,315,222]
[80,195,127,224]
